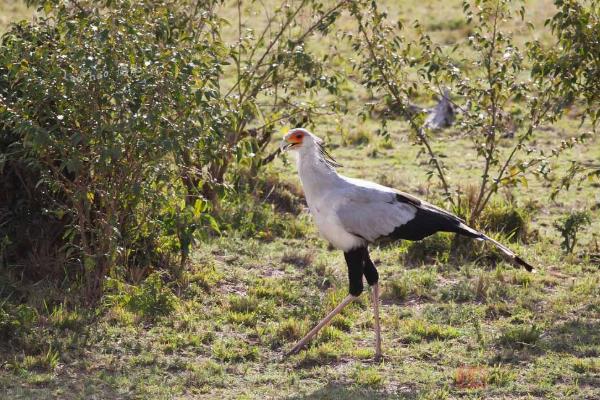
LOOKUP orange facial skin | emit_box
[286,129,305,145]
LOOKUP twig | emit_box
[471,0,501,221]
[356,15,454,205]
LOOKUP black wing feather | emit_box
[388,194,533,271]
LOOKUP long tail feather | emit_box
[457,223,534,272]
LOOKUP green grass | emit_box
[2,233,598,398]
[1,0,599,399]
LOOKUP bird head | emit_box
[280,128,321,153]
[280,128,342,168]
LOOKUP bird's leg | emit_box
[371,283,382,361]
[362,247,382,361]
[286,294,356,356]
[286,248,366,357]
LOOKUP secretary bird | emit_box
[279,128,533,360]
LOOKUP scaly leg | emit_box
[286,294,356,356]
[371,283,382,361]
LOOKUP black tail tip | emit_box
[515,256,534,272]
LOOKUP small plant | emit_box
[487,364,516,387]
[228,295,260,314]
[18,346,60,372]
[183,263,222,292]
[212,338,259,362]
[480,202,530,243]
[249,278,298,303]
[571,357,600,374]
[499,324,541,349]
[127,273,177,318]
[353,365,384,387]
[105,273,177,320]
[553,211,591,254]
[186,360,225,391]
[276,319,306,341]
[0,304,37,341]
[49,304,82,330]
[402,319,460,343]
[384,269,437,301]
[441,280,475,303]
[296,342,342,367]
[385,279,410,301]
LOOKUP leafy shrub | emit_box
[127,273,177,318]
[1,0,344,297]
[350,0,578,224]
[219,192,310,241]
[553,211,591,254]
[530,0,600,125]
[404,233,452,266]
[0,0,223,296]
[0,304,37,341]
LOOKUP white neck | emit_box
[295,146,341,205]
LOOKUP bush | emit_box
[0,1,224,296]
[1,0,345,298]
[404,233,452,266]
[531,0,600,125]
[350,0,578,225]
[554,211,591,254]
[0,304,37,341]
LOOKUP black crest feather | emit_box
[317,142,342,169]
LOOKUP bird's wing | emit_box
[336,177,417,242]
[334,177,534,271]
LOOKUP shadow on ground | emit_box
[286,383,419,400]
[492,319,600,364]
[543,319,600,357]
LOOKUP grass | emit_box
[1,0,599,399]
[2,233,598,398]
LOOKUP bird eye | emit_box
[296,134,303,139]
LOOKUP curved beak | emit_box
[280,139,294,152]
[280,131,303,152]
